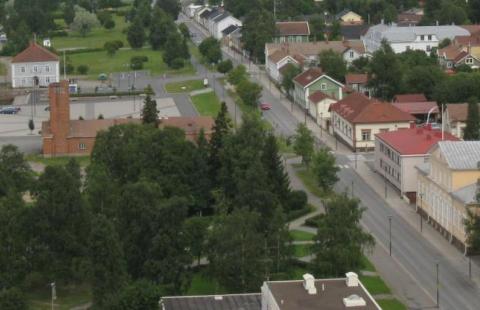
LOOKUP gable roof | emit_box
[213,12,230,22]
[199,9,212,19]
[330,92,415,124]
[376,126,458,155]
[392,101,438,115]
[446,103,480,122]
[309,90,336,103]
[222,24,239,36]
[436,141,480,170]
[394,93,427,103]
[12,42,59,63]
[345,73,368,85]
[266,41,357,59]
[335,9,361,21]
[293,67,323,87]
[276,21,310,36]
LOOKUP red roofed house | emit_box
[345,73,370,96]
[374,124,459,202]
[330,92,415,151]
[42,81,214,156]
[392,101,439,122]
[393,93,427,103]
[274,21,310,43]
[11,42,60,88]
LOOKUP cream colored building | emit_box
[416,141,480,252]
[308,91,337,132]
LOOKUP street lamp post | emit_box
[419,193,424,232]
[351,181,354,197]
[320,112,323,137]
[436,262,440,308]
[388,215,392,256]
[384,170,388,199]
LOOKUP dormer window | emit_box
[321,83,327,90]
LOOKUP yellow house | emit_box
[336,10,363,25]
[416,141,480,252]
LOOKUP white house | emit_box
[211,13,242,39]
[363,23,470,54]
[11,42,60,88]
[266,50,303,83]
[195,7,211,24]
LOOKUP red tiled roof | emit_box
[12,42,59,63]
[392,101,438,115]
[293,67,323,87]
[345,73,368,85]
[308,91,335,103]
[438,45,464,61]
[454,34,480,46]
[397,13,422,24]
[376,126,459,155]
[276,21,310,36]
[393,93,427,103]
[330,92,416,124]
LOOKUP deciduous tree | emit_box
[293,123,314,166]
[127,17,146,48]
[319,49,347,82]
[311,148,339,192]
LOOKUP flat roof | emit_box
[161,293,261,310]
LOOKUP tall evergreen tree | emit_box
[262,133,290,204]
[191,129,212,215]
[209,102,232,186]
[127,17,146,48]
[463,97,480,141]
[89,214,127,308]
[149,8,175,50]
[142,85,158,126]
[464,181,480,254]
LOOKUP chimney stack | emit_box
[303,274,317,295]
[346,272,359,287]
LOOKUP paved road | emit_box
[183,14,480,310]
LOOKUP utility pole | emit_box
[469,256,472,280]
[50,282,56,310]
[63,50,67,81]
[419,193,423,232]
[388,215,392,256]
[436,262,440,308]
[273,0,276,21]
[351,181,354,197]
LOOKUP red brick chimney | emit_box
[49,80,70,155]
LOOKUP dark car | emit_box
[0,106,21,114]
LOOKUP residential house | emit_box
[184,4,203,18]
[438,34,480,69]
[392,101,439,123]
[274,21,310,43]
[363,23,470,54]
[161,272,381,310]
[221,24,240,46]
[207,10,225,36]
[211,12,242,39]
[202,8,220,28]
[195,7,211,24]
[42,81,214,156]
[308,91,337,131]
[293,68,344,110]
[11,42,59,88]
[336,10,363,25]
[330,92,415,151]
[445,103,480,138]
[375,124,458,202]
[397,8,424,26]
[345,73,370,95]
[394,93,427,103]
[416,141,480,252]
[339,24,370,40]
[266,49,304,83]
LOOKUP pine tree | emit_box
[127,17,146,49]
[89,214,127,308]
[463,97,480,140]
[142,85,158,126]
[209,102,232,186]
[192,129,212,215]
[262,134,290,204]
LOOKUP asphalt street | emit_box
[182,14,480,310]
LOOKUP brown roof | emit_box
[439,45,465,61]
[392,101,438,115]
[266,41,354,60]
[268,49,289,63]
[276,21,310,36]
[267,279,379,310]
[460,25,480,35]
[454,34,480,47]
[330,92,415,124]
[161,116,215,135]
[394,93,427,103]
[446,103,471,122]
[12,42,59,63]
[293,67,323,87]
[345,40,366,53]
[309,90,335,103]
[397,13,422,25]
[345,73,368,85]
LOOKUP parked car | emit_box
[260,102,272,111]
[0,106,21,114]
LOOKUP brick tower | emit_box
[49,80,70,155]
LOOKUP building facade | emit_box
[293,68,344,109]
[274,21,310,43]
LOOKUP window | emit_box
[361,129,371,141]
[21,66,25,73]
[426,45,431,52]
[46,77,50,83]
[349,51,354,58]
[33,66,38,73]
[79,143,87,150]
[320,83,327,90]
[428,35,432,41]
[45,66,50,72]
[447,62,453,68]
[466,57,474,64]
[420,35,425,41]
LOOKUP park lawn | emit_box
[376,299,407,310]
[360,255,376,272]
[187,271,227,295]
[69,48,195,79]
[295,166,325,198]
[190,91,221,117]
[165,79,205,93]
[293,244,311,258]
[290,230,315,242]
[0,62,6,75]
[26,283,91,310]
[359,275,391,295]
[52,15,129,50]
[26,154,90,167]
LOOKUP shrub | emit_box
[288,190,308,211]
[112,40,124,49]
[104,19,115,30]
[130,56,148,70]
[50,30,68,37]
[170,58,185,69]
[77,65,89,75]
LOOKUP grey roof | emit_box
[213,12,230,22]
[416,162,430,175]
[451,183,480,204]
[199,9,212,19]
[206,9,223,20]
[222,24,239,35]
[437,141,480,170]
[161,294,261,310]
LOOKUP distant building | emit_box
[308,91,337,131]
[397,8,424,26]
[345,73,370,96]
[392,101,439,123]
[375,124,459,202]
[161,272,381,310]
[42,81,214,156]
[445,103,480,138]
[11,42,60,88]
[416,141,480,252]
[274,21,310,43]
[335,9,364,25]
[394,93,427,103]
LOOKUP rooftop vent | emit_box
[302,273,317,295]
[214,296,223,301]
[346,272,359,287]
[343,294,366,307]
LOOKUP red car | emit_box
[260,102,272,111]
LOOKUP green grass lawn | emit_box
[295,166,326,198]
[290,230,315,242]
[165,79,205,93]
[0,62,6,75]
[69,48,195,79]
[360,255,376,272]
[187,271,226,295]
[26,154,90,167]
[190,91,221,117]
[293,244,311,258]
[26,283,91,310]
[377,298,407,310]
[52,15,129,50]
[359,275,391,295]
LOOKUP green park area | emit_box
[26,284,91,310]
[290,229,315,241]
[165,79,205,93]
[377,298,407,310]
[190,91,222,117]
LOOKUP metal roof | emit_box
[451,183,479,204]
[161,294,261,310]
[437,141,480,170]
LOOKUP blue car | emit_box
[0,106,21,114]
